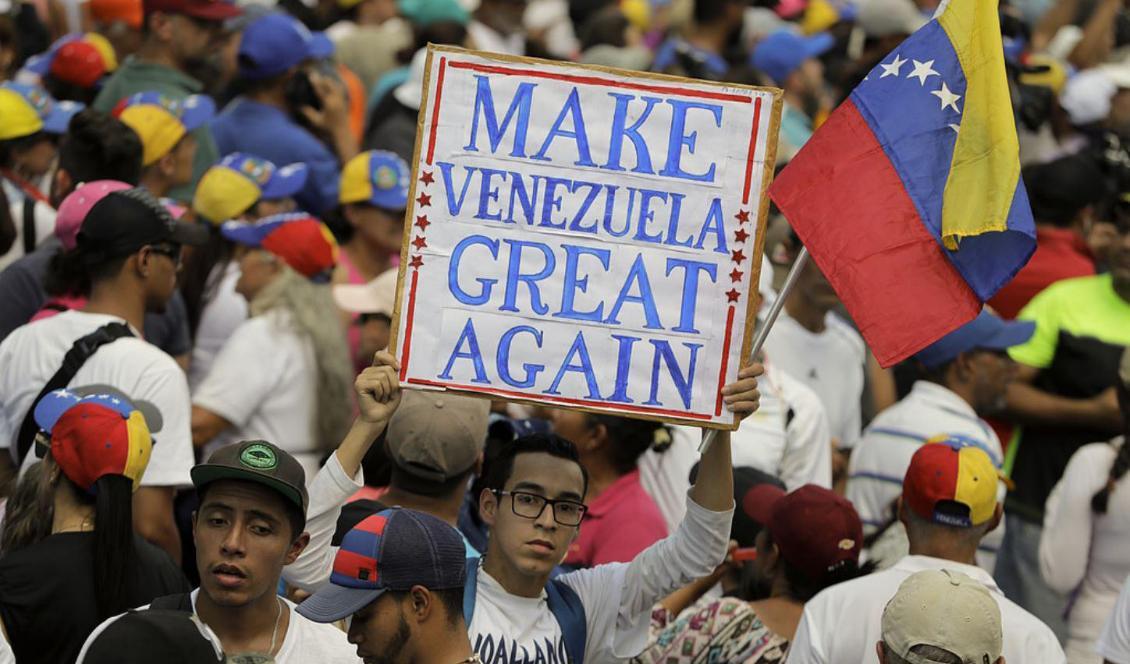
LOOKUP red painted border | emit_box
[741,97,763,205]
[398,269,419,381]
[448,60,754,104]
[714,306,737,416]
[407,378,714,420]
[425,57,447,166]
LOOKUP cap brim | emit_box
[977,319,1036,353]
[180,95,216,132]
[34,390,82,433]
[296,583,383,623]
[171,219,210,246]
[308,32,334,60]
[261,163,309,199]
[191,463,306,514]
[42,100,85,134]
[220,220,267,247]
[182,1,242,21]
[742,483,786,526]
[393,81,421,110]
[803,32,835,59]
[333,283,393,315]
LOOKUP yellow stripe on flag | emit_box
[936,0,1019,251]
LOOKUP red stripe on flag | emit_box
[769,99,980,367]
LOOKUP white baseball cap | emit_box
[881,569,1002,664]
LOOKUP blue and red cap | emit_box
[113,91,215,166]
[221,212,338,282]
[751,29,834,85]
[339,150,410,211]
[194,153,309,223]
[237,13,330,80]
[297,508,468,623]
[34,388,153,492]
[913,309,1035,369]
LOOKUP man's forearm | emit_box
[1006,383,1120,431]
[333,417,387,478]
[688,430,734,512]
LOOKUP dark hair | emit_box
[585,414,669,475]
[45,250,127,297]
[694,0,742,24]
[195,481,306,542]
[1022,155,1109,228]
[579,5,630,50]
[1093,380,1130,513]
[0,178,14,256]
[57,109,144,189]
[881,642,965,664]
[44,76,99,106]
[0,460,55,554]
[89,474,140,619]
[748,529,871,602]
[0,132,53,169]
[385,587,465,627]
[179,225,235,340]
[481,433,589,497]
[389,465,474,498]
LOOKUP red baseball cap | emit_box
[903,435,1000,528]
[221,213,338,282]
[143,0,241,21]
[745,484,863,585]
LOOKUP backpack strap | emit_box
[546,578,587,664]
[147,592,194,612]
[21,197,35,256]
[15,322,134,462]
[464,558,587,663]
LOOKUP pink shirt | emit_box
[564,468,668,567]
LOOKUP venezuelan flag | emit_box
[768,0,1036,367]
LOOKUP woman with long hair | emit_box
[190,213,354,479]
[1039,347,1130,664]
[0,389,189,664]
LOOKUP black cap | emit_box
[1022,155,1109,226]
[76,188,208,262]
[78,610,224,664]
[191,440,309,517]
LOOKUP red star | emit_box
[411,235,427,250]
[726,289,740,303]
[419,170,435,185]
[409,255,424,268]
[734,209,750,224]
[415,215,430,230]
[731,249,746,264]
[734,228,750,244]
[729,268,743,283]
[416,192,431,207]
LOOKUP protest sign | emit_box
[390,45,782,429]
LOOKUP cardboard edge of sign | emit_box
[387,44,786,432]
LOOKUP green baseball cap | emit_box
[191,440,308,516]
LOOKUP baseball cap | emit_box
[340,150,410,210]
[297,508,467,623]
[77,187,208,260]
[397,0,469,25]
[237,13,324,80]
[114,92,215,166]
[193,153,309,224]
[90,0,143,29]
[882,569,1003,664]
[23,33,119,88]
[143,0,241,21]
[733,466,787,547]
[744,484,863,585]
[221,213,338,282]
[903,435,1000,528]
[387,390,490,484]
[192,440,309,515]
[33,388,153,492]
[334,268,399,315]
[751,29,834,85]
[55,180,133,251]
[78,610,225,664]
[0,82,84,139]
[913,309,1035,369]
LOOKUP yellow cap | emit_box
[194,165,263,224]
[118,104,186,166]
[0,89,46,141]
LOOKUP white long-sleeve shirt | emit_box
[282,452,365,591]
[1040,438,1130,664]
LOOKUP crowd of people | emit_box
[0,0,1128,662]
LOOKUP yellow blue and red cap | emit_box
[23,33,118,89]
[194,153,309,224]
[112,91,215,166]
[903,434,1000,528]
[221,212,338,282]
[339,150,409,211]
[0,82,84,140]
[33,388,153,492]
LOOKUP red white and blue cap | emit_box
[33,387,154,492]
[221,212,338,282]
[913,309,1035,369]
[296,508,467,623]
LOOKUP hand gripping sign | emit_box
[390,45,782,430]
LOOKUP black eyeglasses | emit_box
[147,243,182,267]
[494,490,587,526]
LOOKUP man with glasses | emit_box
[846,309,1035,574]
[993,217,1130,637]
[0,187,207,562]
[463,364,763,664]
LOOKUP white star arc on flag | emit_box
[907,59,940,86]
[931,82,961,112]
[880,54,907,78]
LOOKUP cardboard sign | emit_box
[390,45,782,429]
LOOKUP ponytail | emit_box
[1092,440,1130,514]
[0,459,55,554]
[92,475,138,619]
